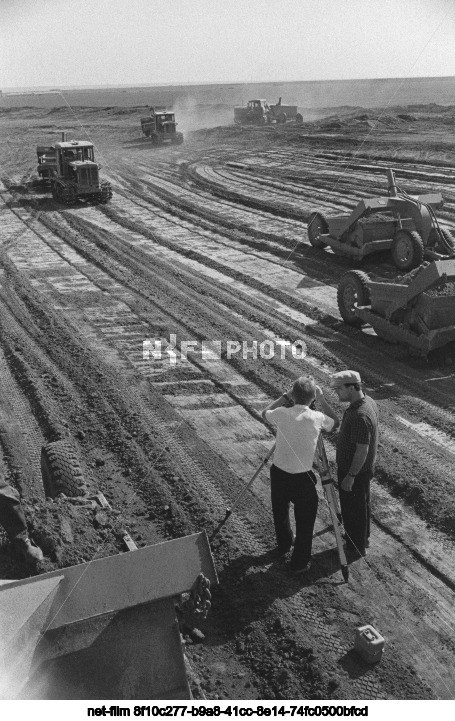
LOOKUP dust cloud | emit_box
[172,96,233,133]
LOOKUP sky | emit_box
[1,0,455,90]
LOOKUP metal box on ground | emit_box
[354,625,384,664]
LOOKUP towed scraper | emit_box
[337,258,455,355]
[307,169,455,271]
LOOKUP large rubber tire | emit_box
[427,227,455,255]
[391,229,424,271]
[307,212,329,248]
[437,228,455,254]
[337,270,371,327]
[295,113,303,124]
[41,440,86,498]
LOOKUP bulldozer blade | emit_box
[1,533,217,699]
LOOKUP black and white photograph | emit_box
[1,0,455,711]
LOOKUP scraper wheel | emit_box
[337,270,371,327]
[307,212,329,248]
[391,230,424,271]
[437,228,455,254]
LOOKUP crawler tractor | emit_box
[337,259,455,355]
[307,169,455,271]
[234,98,303,125]
[50,135,112,205]
[140,107,183,145]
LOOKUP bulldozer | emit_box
[1,532,217,699]
[337,259,455,355]
[234,98,303,125]
[1,435,217,699]
[307,169,455,271]
[140,107,183,146]
[50,134,112,205]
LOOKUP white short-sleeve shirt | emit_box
[265,405,335,474]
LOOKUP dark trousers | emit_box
[0,476,28,540]
[270,464,318,568]
[338,471,371,551]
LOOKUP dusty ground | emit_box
[1,102,455,700]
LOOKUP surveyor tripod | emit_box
[210,436,349,582]
[315,435,349,582]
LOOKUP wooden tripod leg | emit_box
[322,480,349,582]
[315,437,349,582]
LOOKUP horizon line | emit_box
[2,73,455,94]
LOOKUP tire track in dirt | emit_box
[55,198,455,564]
[2,124,455,698]
[1,190,396,699]
[3,183,455,524]
[185,157,455,232]
[0,340,45,497]
[127,162,305,244]
[0,215,441,701]
[93,184,455,414]
[8,197,454,568]
[56,183,451,456]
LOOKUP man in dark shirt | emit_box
[330,370,378,558]
[0,468,43,564]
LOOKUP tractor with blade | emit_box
[140,107,183,145]
[337,259,455,355]
[307,169,455,271]
[234,98,303,125]
[1,436,217,699]
[50,134,112,205]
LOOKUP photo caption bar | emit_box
[87,704,369,717]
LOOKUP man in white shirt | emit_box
[262,376,339,574]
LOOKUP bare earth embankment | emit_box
[1,97,455,700]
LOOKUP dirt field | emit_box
[1,102,455,701]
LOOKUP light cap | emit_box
[330,370,361,387]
